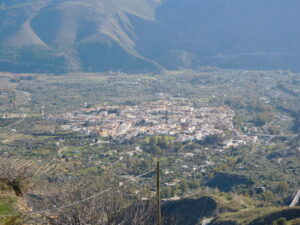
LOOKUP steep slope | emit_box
[0,0,162,73]
[210,207,300,225]
[0,0,300,73]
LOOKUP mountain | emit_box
[0,0,299,73]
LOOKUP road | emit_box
[202,217,214,225]
[290,190,300,207]
[58,147,68,158]
[250,133,297,138]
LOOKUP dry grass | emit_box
[0,133,33,144]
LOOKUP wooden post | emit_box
[156,160,162,225]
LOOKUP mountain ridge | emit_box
[0,0,299,73]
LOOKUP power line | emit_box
[0,169,155,218]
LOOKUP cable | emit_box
[0,169,154,218]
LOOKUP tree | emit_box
[254,111,275,126]
[262,190,275,202]
[153,145,162,155]
[276,182,288,194]
[28,175,124,225]
[188,178,200,189]
[269,125,281,135]
[272,217,287,225]
[0,160,32,196]
[30,175,157,225]
[200,134,223,146]
[180,179,188,194]
[171,185,178,197]
[120,199,156,225]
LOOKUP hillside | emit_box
[210,207,300,225]
[0,0,299,73]
[0,0,162,73]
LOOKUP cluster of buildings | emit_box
[1,113,27,119]
[48,99,251,144]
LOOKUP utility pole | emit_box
[156,159,162,225]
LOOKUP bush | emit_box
[0,159,32,196]
[272,217,287,225]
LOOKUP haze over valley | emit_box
[0,1,299,225]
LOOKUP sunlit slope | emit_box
[0,0,162,73]
[0,0,300,73]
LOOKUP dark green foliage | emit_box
[276,182,289,194]
[262,191,275,202]
[272,217,287,225]
[200,134,224,146]
[292,111,300,133]
[249,208,300,225]
[143,136,181,155]
[206,173,255,192]
[210,221,238,225]
[162,197,217,225]
[0,47,67,74]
